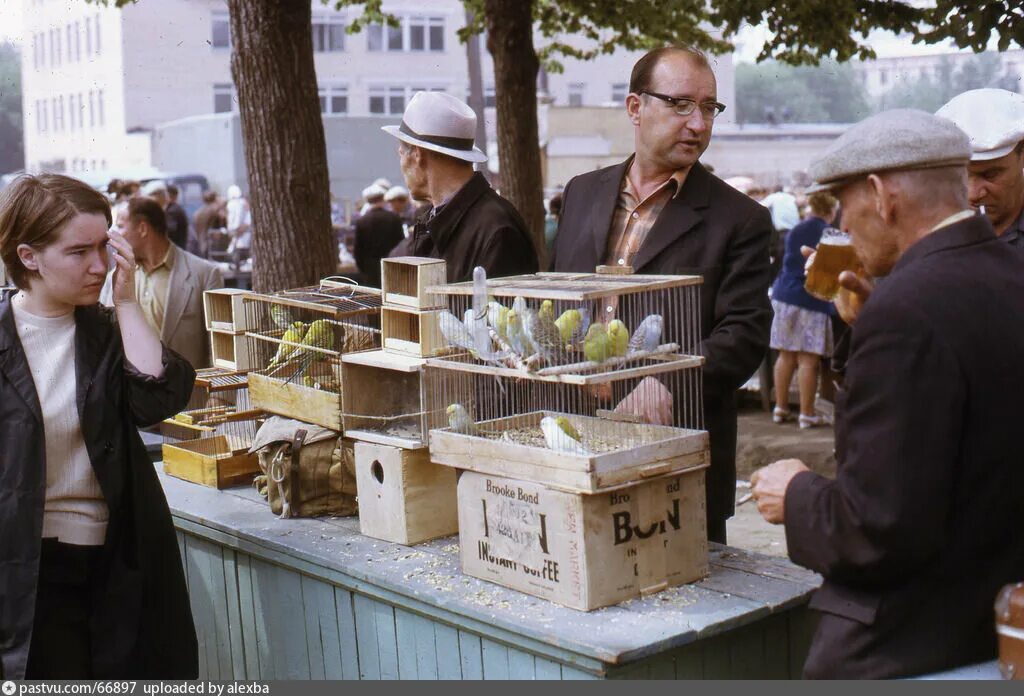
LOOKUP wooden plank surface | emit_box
[162,468,818,672]
[334,589,361,680]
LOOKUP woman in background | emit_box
[769,191,838,429]
[0,174,197,679]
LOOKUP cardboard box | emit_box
[457,468,709,611]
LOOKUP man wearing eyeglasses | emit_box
[550,46,774,544]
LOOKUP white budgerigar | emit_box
[540,416,590,455]
[628,314,664,355]
[506,309,535,358]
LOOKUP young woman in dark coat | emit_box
[0,174,198,679]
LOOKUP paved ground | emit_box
[725,405,837,557]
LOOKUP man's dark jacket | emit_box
[551,160,773,535]
[165,202,190,250]
[354,206,406,287]
[0,296,198,679]
[784,215,1024,678]
[406,172,539,282]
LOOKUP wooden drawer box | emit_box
[382,307,445,358]
[204,288,253,332]
[458,467,709,611]
[354,442,458,545]
[210,330,251,371]
[381,257,447,309]
[248,365,344,432]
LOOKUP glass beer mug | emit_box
[804,228,862,302]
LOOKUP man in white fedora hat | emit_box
[936,88,1024,247]
[382,90,537,282]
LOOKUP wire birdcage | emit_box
[242,279,383,430]
[424,271,706,489]
[162,411,266,488]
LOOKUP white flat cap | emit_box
[362,184,387,201]
[808,109,971,193]
[935,88,1024,161]
[384,185,410,201]
[382,91,487,163]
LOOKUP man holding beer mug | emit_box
[749,109,1024,678]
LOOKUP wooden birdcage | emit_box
[162,411,265,488]
[243,280,382,431]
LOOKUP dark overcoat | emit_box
[0,293,198,679]
[405,172,539,282]
[784,215,1024,678]
[550,159,773,533]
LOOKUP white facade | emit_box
[851,48,1024,99]
[21,0,735,176]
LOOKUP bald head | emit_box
[630,46,713,96]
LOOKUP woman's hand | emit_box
[107,228,137,306]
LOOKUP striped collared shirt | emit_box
[604,164,688,268]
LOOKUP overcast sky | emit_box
[0,2,23,45]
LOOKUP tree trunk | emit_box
[228,0,335,292]
[483,0,546,267]
[464,9,490,183]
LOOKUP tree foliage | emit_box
[735,60,872,124]
[0,42,24,174]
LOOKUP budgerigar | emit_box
[524,307,561,363]
[628,314,664,355]
[512,296,528,315]
[554,309,582,346]
[284,319,334,384]
[607,319,630,357]
[583,323,612,363]
[506,309,534,358]
[439,310,476,353]
[446,403,477,435]
[487,301,510,340]
[539,299,555,322]
[268,321,307,367]
[270,304,294,330]
[540,416,590,455]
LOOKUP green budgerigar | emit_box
[300,319,335,353]
[268,321,307,367]
[583,323,612,363]
[607,319,630,357]
[446,403,477,435]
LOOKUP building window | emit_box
[484,85,496,108]
[97,89,104,127]
[212,11,230,49]
[611,83,627,103]
[312,15,345,52]
[77,93,85,128]
[89,91,95,127]
[568,82,585,107]
[69,94,76,130]
[318,84,349,114]
[879,69,888,86]
[213,83,235,113]
[367,19,410,52]
[85,19,92,55]
[53,30,61,66]
[409,16,444,51]
[74,21,81,61]
[95,14,101,54]
[369,86,405,115]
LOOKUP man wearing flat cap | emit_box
[382,91,538,282]
[750,109,1024,679]
[937,88,1024,247]
[354,184,405,288]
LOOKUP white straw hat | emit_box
[382,91,487,163]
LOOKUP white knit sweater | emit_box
[13,301,109,546]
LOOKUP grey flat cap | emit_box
[808,109,971,193]
[935,88,1024,161]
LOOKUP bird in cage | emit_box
[608,319,630,357]
[555,306,591,348]
[439,309,476,353]
[487,300,510,341]
[505,309,534,358]
[583,323,613,363]
[268,321,308,367]
[524,306,561,363]
[282,319,335,386]
[270,303,295,330]
[446,403,478,435]
[628,314,664,355]
[540,415,590,455]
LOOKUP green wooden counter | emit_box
[159,467,822,680]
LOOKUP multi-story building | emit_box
[20,0,735,176]
[851,48,1024,99]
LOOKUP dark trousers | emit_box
[25,539,104,679]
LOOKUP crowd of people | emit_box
[0,43,1022,681]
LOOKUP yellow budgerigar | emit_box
[555,309,582,345]
[583,323,612,363]
[607,319,630,357]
